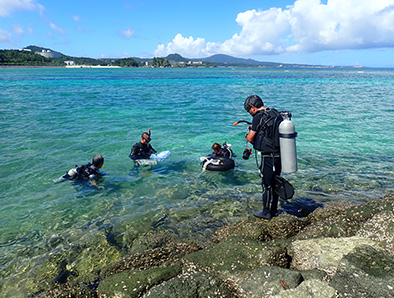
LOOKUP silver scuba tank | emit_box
[279,114,297,173]
[67,168,78,178]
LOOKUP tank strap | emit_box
[279,132,298,138]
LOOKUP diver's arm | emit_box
[246,130,256,143]
[129,144,140,160]
[89,179,104,189]
[149,144,157,154]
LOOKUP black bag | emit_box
[274,176,294,200]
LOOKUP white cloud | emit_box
[72,15,80,22]
[49,23,65,35]
[12,24,24,36]
[122,28,135,38]
[154,34,210,57]
[0,27,12,43]
[155,0,394,57]
[0,0,44,17]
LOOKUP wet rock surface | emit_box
[33,194,394,297]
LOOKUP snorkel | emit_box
[233,120,252,126]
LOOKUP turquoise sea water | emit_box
[1,67,393,296]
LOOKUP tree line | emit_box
[0,50,172,67]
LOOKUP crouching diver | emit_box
[129,131,157,164]
[62,153,105,188]
[244,94,283,220]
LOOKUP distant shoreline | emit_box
[0,65,121,69]
[0,65,65,68]
[65,65,121,68]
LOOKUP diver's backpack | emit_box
[253,108,283,154]
[67,163,95,180]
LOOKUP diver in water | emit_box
[61,153,104,188]
[129,132,157,163]
[210,142,231,159]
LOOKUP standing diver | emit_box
[129,132,157,164]
[244,94,283,220]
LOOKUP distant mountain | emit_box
[200,54,280,66]
[165,53,187,62]
[24,45,64,58]
[164,53,284,67]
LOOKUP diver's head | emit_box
[244,95,264,115]
[141,132,151,144]
[212,142,221,153]
[92,154,104,169]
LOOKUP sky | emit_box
[1,0,394,67]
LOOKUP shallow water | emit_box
[0,67,393,296]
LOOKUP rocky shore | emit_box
[22,194,394,297]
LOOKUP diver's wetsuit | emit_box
[63,163,101,180]
[251,109,282,218]
[129,142,156,160]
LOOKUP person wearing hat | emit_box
[244,94,282,220]
[129,132,157,162]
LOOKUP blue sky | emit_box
[1,0,394,67]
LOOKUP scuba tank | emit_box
[279,112,297,173]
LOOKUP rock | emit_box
[297,196,394,240]
[143,269,232,297]
[236,266,304,297]
[100,241,200,277]
[97,265,181,298]
[213,214,308,242]
[330,245,394,298]
[184,236,291,277]
[290,236,378,277]
[357,210,394,255]
[298,269,327,281]
[273,279,337,298]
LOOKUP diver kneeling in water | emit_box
[61,153,104,188]
[129,132,157,164]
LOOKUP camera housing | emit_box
[243,148,252,160]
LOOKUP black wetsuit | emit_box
[129,142,156,160]
[251,109,282,218]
